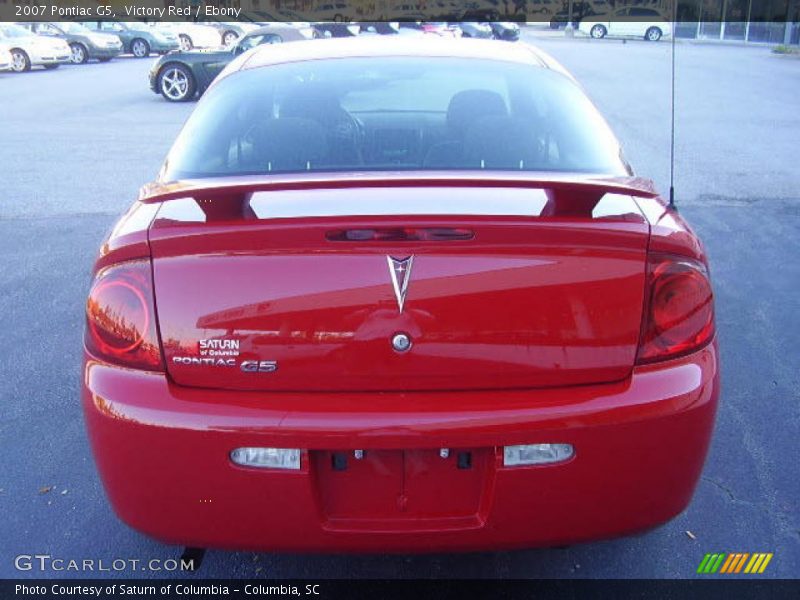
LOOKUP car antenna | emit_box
[668,0,677,211]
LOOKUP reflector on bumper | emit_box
[503,444,574,466]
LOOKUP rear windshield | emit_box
[161,56,628,181]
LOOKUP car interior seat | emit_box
[423,89,508,168]
[280,83,362,167]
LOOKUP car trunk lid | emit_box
[147,177,652,392]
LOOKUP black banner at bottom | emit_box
[3,579,800,600]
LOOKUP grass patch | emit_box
[772,45,799,55]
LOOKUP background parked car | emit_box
[315,22,363,37]
[0,43,11,71]
[197,18,262,47]
[149,24,306,102]
[152,22,222,51]
[80,20,179,57]
[397,21,462,37]
[0,22,71,71]
[21,21,121,64]
[423,22,463,37]
[458,22,494,38]
[579,7,671,41]
[240,10,319,39]
[490,21,521,40]
[357,22,403,35]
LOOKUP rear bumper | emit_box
[82,342,719,552]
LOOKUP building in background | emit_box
[553,0,798,44]
[674,0,799,43]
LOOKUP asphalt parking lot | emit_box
[0,30,798,579]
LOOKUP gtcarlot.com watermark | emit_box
[14,554,195,573]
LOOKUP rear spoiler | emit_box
[138,172,659,220]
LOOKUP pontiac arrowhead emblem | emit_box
[387,256,414,313]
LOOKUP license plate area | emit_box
[312,448,494,531]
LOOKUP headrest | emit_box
[447,89,508,135]
[281,83,345,126]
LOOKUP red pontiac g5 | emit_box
[83,37,718,553]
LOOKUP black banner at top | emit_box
[2,0,799,23]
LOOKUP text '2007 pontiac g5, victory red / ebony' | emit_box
[82,37,718,553]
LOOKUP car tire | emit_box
[222,30,238,46]
[43,64,60,70]
[334,14,343,22]
[645,27,662,42]
[158,64,196,102]
[590,24,607,39]
[70,43,88,64]
[10,48,31,72]
[179,34,193,51]
[131,38,150,58]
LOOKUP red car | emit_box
[83,37,718,553]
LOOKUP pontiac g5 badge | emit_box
[387,256,414,313]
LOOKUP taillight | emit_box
[636,254,715,364]
[85,260,164,371]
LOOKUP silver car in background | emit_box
[0,43,11,71]
[0,22,71,72]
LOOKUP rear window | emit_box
[161,57,628,181]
